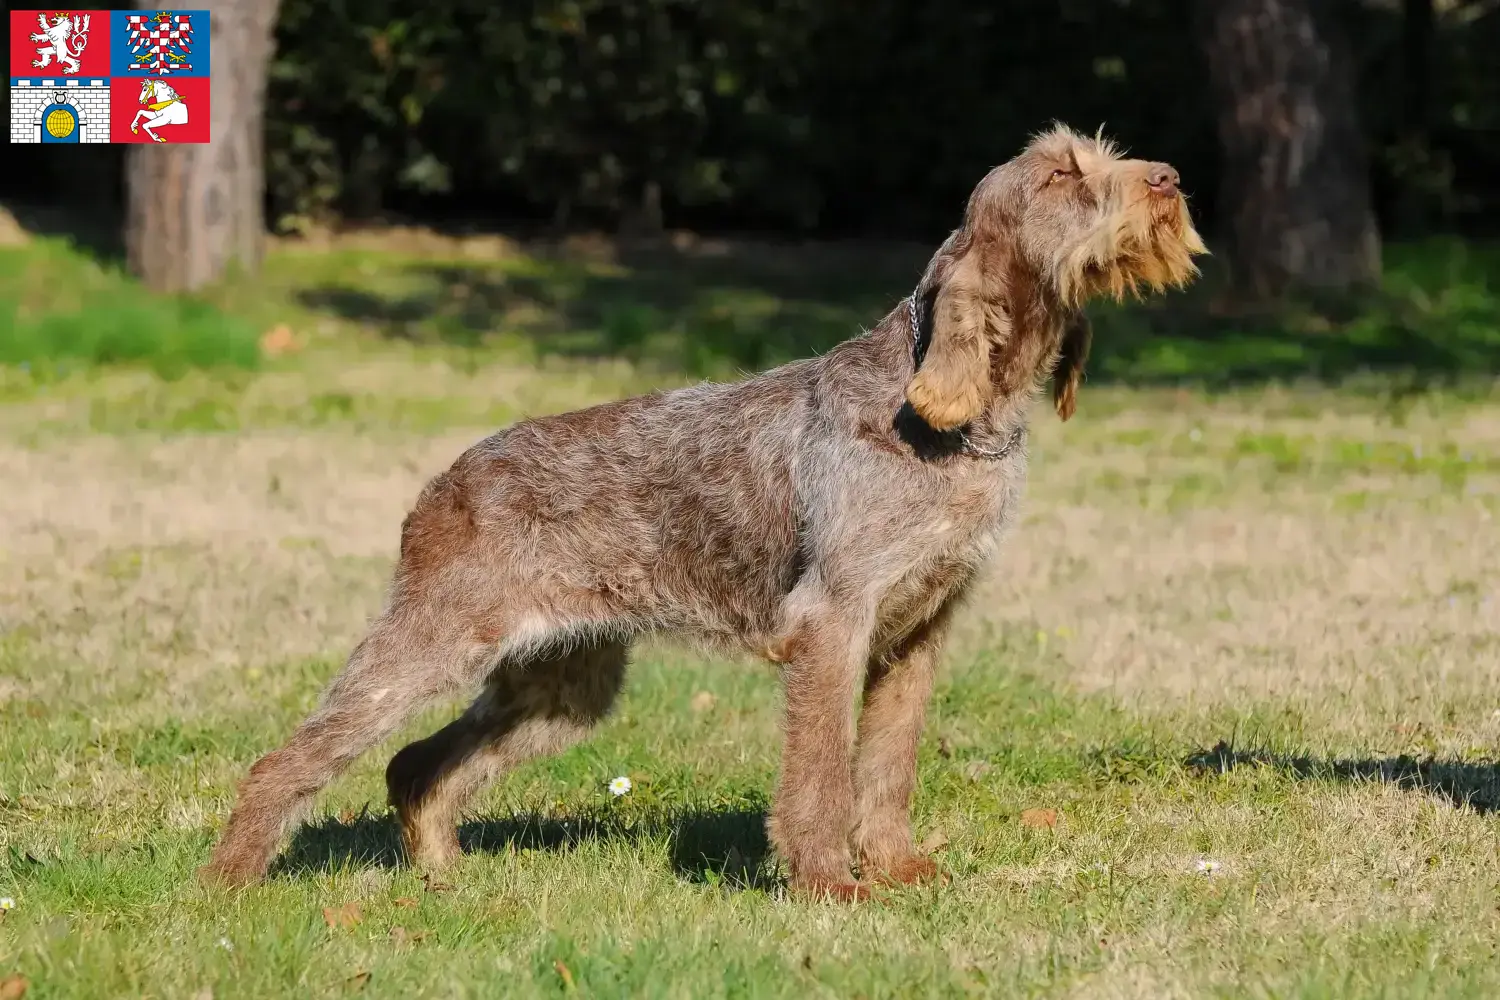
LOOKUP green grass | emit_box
[4,630,1500,997]
[239,234,1500,387]
[1084,238,1500,386]
[4,227,1498,391]
[0,243,262,378]
[2,230,1500,997]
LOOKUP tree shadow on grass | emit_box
[1185,740,1500,813]
[4,200,125,263]
[1,147,125,262]
[271,803,778,891]
[295,239,920,378]
[292,237,1500,388]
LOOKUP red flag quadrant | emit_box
[110,75,209,143]
[9,10,111,79]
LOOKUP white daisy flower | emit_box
[0,896,15,911]
[608,776,632,797]
[217,936,233,951]
[1194,859,1221,875]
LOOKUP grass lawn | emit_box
[1,227,1499,998]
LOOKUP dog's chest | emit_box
[876,461,1025,624]
[932,459,1025,553]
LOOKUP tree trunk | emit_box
[125,0,282,293]
[1195,0,1381,299]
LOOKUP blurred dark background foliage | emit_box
[3,0,1498,242]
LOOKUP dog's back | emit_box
[397,357,821,654]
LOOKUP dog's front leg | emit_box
[852,608,954,886]
[767,592,873,902]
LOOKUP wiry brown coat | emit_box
[203,125,1205,899]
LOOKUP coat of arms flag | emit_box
[9,9,212,144]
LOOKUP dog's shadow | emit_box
[267,743,1500,886]
[1185,740,1500,813]
[270,805,779,891]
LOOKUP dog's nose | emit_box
[1147,163,1180,196]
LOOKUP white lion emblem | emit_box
[30,12,91,76]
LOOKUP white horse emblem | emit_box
[131,78,189,143]
[30,12,91,75]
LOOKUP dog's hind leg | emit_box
[386,640,628,870]
[852,609,953,886]
[200,613,482,887]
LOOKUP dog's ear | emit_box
[905,252,1001,431]
[1052,312,1092,422]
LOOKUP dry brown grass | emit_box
[5,361,1499,742]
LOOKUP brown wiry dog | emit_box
[202,125,1205,899]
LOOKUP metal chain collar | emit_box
[907,291,922,356]
[906,292,1024,462]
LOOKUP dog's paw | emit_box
[869,855,947,887]
[788,875,875,903]
[196,860,263,890]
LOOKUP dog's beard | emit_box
[1056,195,1207,306]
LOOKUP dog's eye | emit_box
[1050,168,1075,183]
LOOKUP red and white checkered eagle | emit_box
[125,11,195,74]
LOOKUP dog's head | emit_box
[906,125,1206,429]
[1008,124,1207,305]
